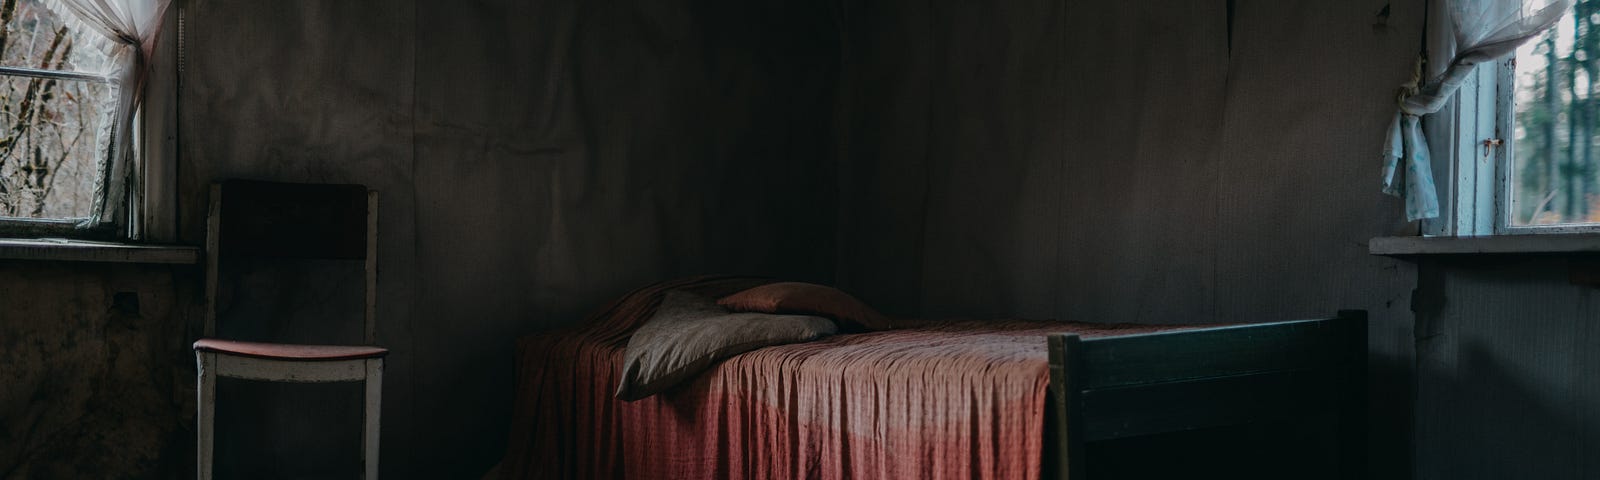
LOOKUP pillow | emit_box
[617,290,835,401]
[717,282,892,331]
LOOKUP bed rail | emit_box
[1046,310,1367,480]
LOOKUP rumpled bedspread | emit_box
[498,276,1184,479]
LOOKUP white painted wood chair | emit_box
[194,180,385,479]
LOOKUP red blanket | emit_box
[498,277,1182,479]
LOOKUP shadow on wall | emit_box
[1422,340,1589,479]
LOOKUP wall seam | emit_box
[404,0,420,473]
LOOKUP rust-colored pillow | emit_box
[617,290,835,401]
[718,282,892,331]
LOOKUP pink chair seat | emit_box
[193,338,388,361]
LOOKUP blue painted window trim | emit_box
[1425,61,1600,237]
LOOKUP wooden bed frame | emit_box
[1045,310,1367,479]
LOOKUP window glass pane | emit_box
[1,0,112,73]
[0,75,109,219]
[1510,5,1600,226]
[0,0,115,221]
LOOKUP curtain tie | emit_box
[1396,56,1425,115]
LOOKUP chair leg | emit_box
[362,358,384,480]
[197,352,217,480]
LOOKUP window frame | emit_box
[137,3,180,243]
[0,63,120,238]
[1427,58,1600,237]
[0,3,179,243]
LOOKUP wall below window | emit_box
[0,262,191,478]
[1412,258,1600,480]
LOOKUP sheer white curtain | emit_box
[1383,0,1571,221]
[43,0,170,231]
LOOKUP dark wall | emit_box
[179,0,838,477]
[834,0,1420,478]
[833,0,1074,319]
[16,1,1600,479]
[0,263,191,478]
[1413,259,1600,480]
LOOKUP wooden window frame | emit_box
[1424,60,1600,237]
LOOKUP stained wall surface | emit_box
[0,263,191,478]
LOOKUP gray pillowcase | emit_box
[616,290,836,401]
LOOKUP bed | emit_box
[494,276,1366,479]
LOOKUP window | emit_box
[1456,2,1600,235]
[0,0,118,236]
[1506,5,1600,231]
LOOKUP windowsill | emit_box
[1370,233,1600,257]
[0,238,199,264]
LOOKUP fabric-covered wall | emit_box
[178,0,838,477]
[834,1,1420,478]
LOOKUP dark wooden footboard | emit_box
[1045,310,1367,480]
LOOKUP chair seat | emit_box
[194,338,388,361]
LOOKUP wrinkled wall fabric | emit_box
[833,1,1419,478]
[178,0,838,477]
[1214,6,1419,475]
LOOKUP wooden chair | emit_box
[194,180,385,480]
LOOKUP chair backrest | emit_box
[204,180,379,344]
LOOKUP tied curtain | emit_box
[1384,0,1571,221]
[42,0,170,231]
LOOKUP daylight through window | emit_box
[0,0,113,221]
[1511,3,1600,227]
